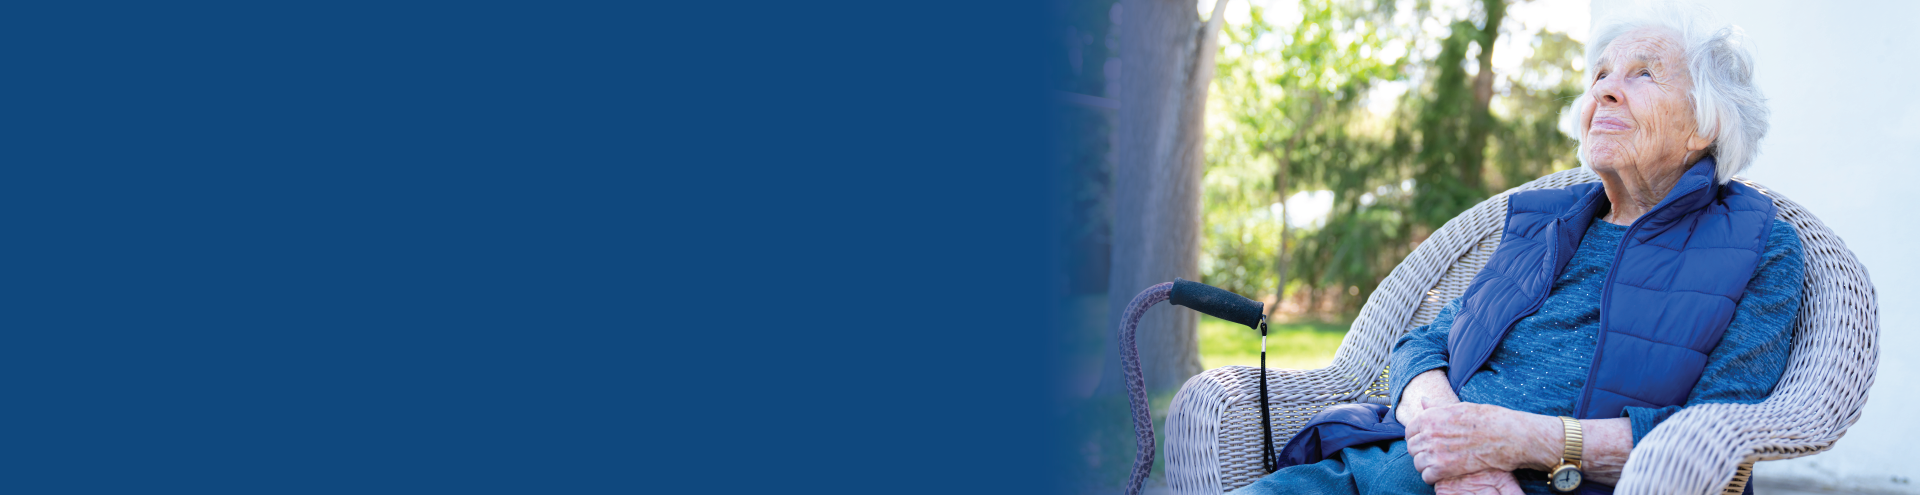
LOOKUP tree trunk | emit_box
[1270,168,1288,319]
[1265,96,1321,320]
[1462,0,1506,190]
[1100,0,1230,396]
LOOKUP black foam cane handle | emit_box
[1168,278,1264,329]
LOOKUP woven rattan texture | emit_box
[1164,168,1878,495]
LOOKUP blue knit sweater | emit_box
[1386,218,1804,492]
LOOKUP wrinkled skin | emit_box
[1578,26,1714,225]
[1400,370,1635,488]
[1434,470,1525,495]
[1405,397,1561,484]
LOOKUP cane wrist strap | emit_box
[1259,319,1276,473]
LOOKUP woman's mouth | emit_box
[1591,116,1631,132]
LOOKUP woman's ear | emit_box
[1686,131,1712,152]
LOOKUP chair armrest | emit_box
[1614,396,1858,495]
[1165,365,1378,495]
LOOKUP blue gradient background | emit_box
[3,2,1058,493]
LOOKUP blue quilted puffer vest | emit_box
[1447,156,1777,419]
[1275,157,1778,493]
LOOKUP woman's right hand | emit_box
[1395,369,1459,424]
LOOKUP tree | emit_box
[1402,0,1507,230]
[1202,0,1585,316]
[1101,0,1233,396]
[1205,0,1399,311]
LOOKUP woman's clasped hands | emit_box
[1405,397,1563,495]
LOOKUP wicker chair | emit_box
[1162,168,1879,495]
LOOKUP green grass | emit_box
[1198,314,1351,371]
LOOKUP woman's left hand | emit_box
[1434,470,1525,495]
[1405,397,1560,484]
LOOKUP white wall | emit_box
[1591,0,1920,492]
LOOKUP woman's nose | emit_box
[1592,74,1623,104]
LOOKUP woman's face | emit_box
[1579,27,1712,180]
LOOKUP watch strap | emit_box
[1558,416,1584,465]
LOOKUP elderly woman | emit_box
[1228,4,1801,495]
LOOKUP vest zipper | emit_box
[1575,180,1707,418]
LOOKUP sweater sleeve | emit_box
[1621,219,1804,445]
[1388,299,1460,411]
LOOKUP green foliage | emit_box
[1202,0,1401,300]
[1403,17,1493,228]
[1491,29,1585,189]
[1204,0,1585,313]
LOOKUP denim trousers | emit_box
[1225,440,1433,495]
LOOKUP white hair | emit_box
[1570,1,1768,184]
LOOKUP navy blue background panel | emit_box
[2,1,1056,493]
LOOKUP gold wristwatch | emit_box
[1550,416,1585,493]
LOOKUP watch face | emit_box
[1551,466,1583,492]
